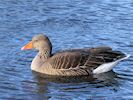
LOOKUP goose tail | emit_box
[93,54,130,74]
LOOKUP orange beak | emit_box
[21,41,33,50]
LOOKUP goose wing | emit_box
[48,46,125,71]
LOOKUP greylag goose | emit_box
[21,34,129,76]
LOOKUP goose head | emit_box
[21,34,52,54]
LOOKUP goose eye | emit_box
[35,40,38,42]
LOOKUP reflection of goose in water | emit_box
[32,70,118,84]
[31,70,120,97]
[21,34,129,76]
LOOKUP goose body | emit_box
[21,34,129,76]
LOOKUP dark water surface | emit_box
[0,0,133,99]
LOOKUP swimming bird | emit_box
[21,34,129,76]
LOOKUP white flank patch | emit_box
[93,54,130,74]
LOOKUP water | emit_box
[0,0,133,99]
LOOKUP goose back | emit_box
[46,46,126,71]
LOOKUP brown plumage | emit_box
[21,34,128,76]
